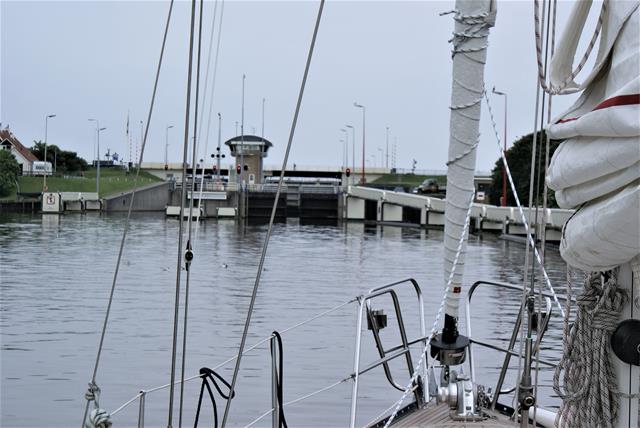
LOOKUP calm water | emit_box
[0,213,574,427]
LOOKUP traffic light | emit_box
[244,164,248,171]
[345,168,351,177]
[212,165,217,173]
[236,165,241,175]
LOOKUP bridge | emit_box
[141,162,392,184]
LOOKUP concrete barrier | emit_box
[103,182,172,212]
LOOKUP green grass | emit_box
[9,168,161,199]
[372,173,447,187]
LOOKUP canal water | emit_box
[0,213,575,427]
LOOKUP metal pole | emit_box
[241,74,245,186]
[349,300,365,428]
[44,116,48,190]
[217,113,222,182]
[43,114,56,190]
[385,126,389,170]
[271,335,280,428]
[493,87,508,207]
[262,97,266,139]
[354,103,365,184]
[345,124,354,184]
[340,128,348,169]
[165,125,173,167]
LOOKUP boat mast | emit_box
[442,0,495,343]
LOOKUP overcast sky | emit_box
[2,1,600,171]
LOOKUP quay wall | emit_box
[103,182,173,212]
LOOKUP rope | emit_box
[553,270,628,427]
[82,1,174,426]
[167,0,198,425]
[381,192,476,428]
[84,381,112,428]
[220,2,325,426]
[270,331,288,428]
[483,90,565,318]
[380,7,492,427]
[533,0,606,95]
[194,367,235,428]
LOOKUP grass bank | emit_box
[8,168,161,199]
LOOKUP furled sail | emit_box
[546,0,639,272]
[443,0,496,322]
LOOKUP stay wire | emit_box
[513,0,548,413]
[178,0,205,425]
[196,0,226,232]
[81,1,175,425]
[168,0,198,425]
[534,0,557,424]
[220,1,325,425]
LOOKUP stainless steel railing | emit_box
[350,278,426,428]
[464,280,560,409]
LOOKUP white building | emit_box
[0,128,38,174]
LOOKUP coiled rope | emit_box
[553,270,628,427]
[84,382,112,428]
[194,367,235,428]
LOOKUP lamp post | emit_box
[88,119,106,195]
[211,113,225,183]
[345,124,355,183]
[261,98,266,139]
[385,126,390,170]
[165,125,174,169]
[240,74,245,185]
[340,128,348,169]
[43,114,56,191]
[353,102,366,184]
[492,87,508,207]
[377,147,384,168]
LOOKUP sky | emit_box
[1,0,602,172]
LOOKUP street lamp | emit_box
[353,102,366,184]
[240,74,246,185]
[345,124,355,181]
[165,125,174,169]
[211,113,225,183]
[88,119,106,195]
[492,86,508,207]
[43,114,56,191]
[377,147,384,168]
[385,126,390,170]
[340,128,348,169]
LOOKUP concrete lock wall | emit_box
[347,197,365,220]
[104,182,173,212]
[383,204,403,222]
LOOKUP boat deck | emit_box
[391,403,516,428]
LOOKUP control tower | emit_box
[224,135,273,184]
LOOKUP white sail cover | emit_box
[546,0,640,272]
